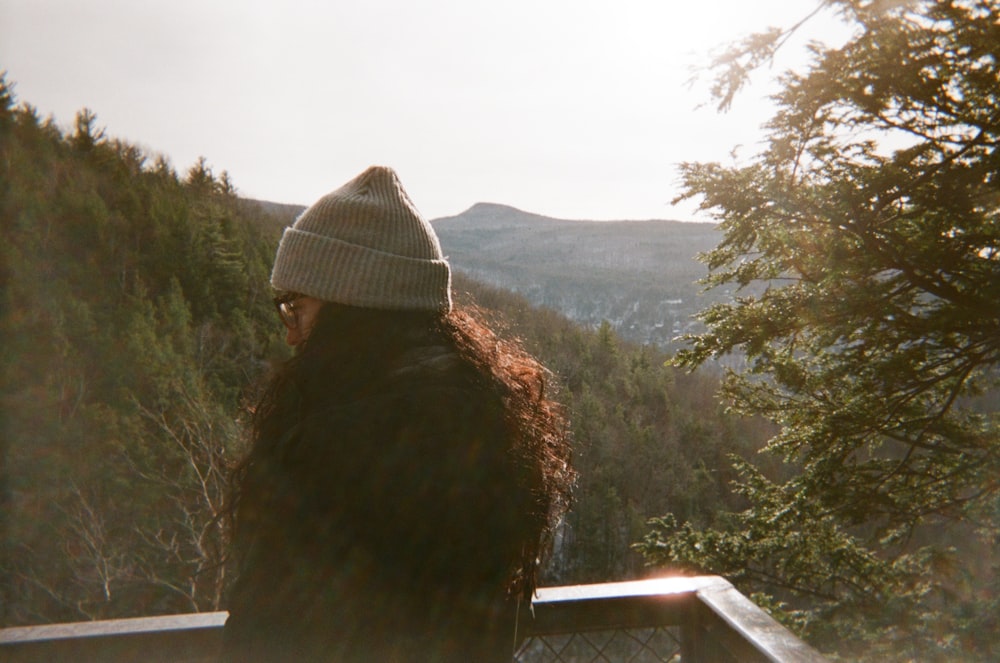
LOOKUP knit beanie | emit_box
[270,166,452,312]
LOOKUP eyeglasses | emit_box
[273,293,303,330]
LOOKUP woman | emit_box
[222,166,573,662]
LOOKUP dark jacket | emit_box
[222,343,535,662]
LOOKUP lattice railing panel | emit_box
[515,626,682,663]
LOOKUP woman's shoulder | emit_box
[305,341,497,426]
[384,343,499,417]
[389,343,468,383]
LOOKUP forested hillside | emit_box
[433,203,726,350]
[0,76,774,626]
[1,77,289,624]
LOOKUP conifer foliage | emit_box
[636,1,1000,659]
[0,74,284,623]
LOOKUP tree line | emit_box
[1,79,284,622]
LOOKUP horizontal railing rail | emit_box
[0,610,227,663]
[518,576,828,662]
[1,576,828,662]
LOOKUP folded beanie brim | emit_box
[271,227,452,312]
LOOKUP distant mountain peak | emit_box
[464,202,521,214]
[434,202,561,228]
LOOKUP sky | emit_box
[1,0,849,222]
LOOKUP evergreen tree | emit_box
[637,1,1000,659]
[0,72,15,130]
[0,94,285,624]
[70,108,105,153]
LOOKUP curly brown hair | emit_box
[227,300,574,601]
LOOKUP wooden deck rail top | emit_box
[1,575,829,662]
[526,576,828,662]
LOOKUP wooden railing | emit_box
[518,576,827,662]
[0,576,828,662]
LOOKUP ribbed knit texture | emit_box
[271,166,452,312]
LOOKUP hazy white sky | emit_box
[1,0,847,221]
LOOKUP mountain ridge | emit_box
[430,203,724,349]
[435,201,707,227]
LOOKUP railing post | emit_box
[679,604,703,662]
[680,600,733,663]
